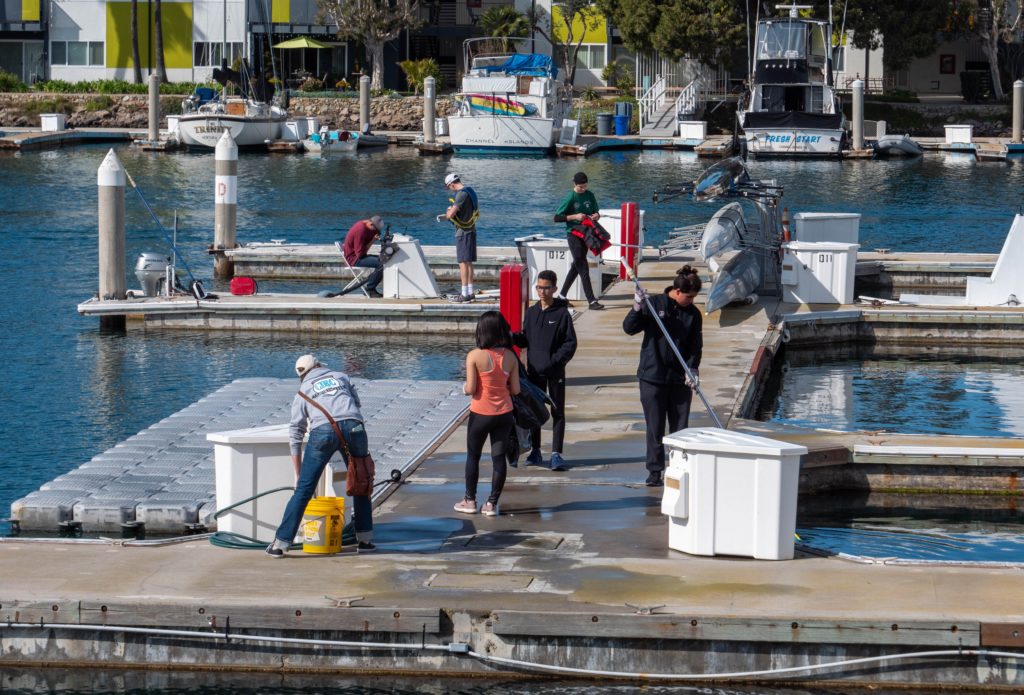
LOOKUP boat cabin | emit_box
[457,41,562,120]
[751,18,834,115]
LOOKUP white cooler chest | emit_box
[522,237,602,301]
[661,428,807,560]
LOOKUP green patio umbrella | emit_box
[273,36,331,49]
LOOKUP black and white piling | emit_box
[423,76,436,143]
[213,129,238,278]
[148,74,160,143]
[1013,79,1022,145]
[851,79,864,151]
[360,75,371,133]
[97,149,126,330]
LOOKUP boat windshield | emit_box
[756,21,807,60]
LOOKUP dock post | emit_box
[213,129,238,279]
[423,76,436,143]
[360,75,371,133]
[97,149,126,331]
[148,73,160,143]
[1013,79,1023,144]
[852,79,864,151]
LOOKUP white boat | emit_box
[699,202,747,260]
[304,129,359,154]
[739,4,847,157]
[705,248,761,314]
[874,133,923,157]
[447,38,570,154]
[178,97,287,149]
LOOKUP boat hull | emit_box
[742,127,844,157]
[178,115,285,149]
[700,202,746,260]
[447,113,556,153]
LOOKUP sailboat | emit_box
[739,4,847,157]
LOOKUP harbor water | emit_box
[1,145,1022,531]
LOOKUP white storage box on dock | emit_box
[661,428,807,560]
[165,115,180,136]
[283,120,309,141]
[792,212,860,244]
[678,121,706,140]
[945,124,973,144]
[208,424,338,542]
[780,241,859,304]
[435,117,449,136]
[599,207,645,271]
[40,113,65,132]
[522,237,602,301]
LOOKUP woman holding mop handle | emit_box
[622,265,708,488]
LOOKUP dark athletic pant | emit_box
[527,368,566,454]
[639,379,693,473]
[560,233,597,304]
[464,410,515,504]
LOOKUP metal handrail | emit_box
[638,74,666,131]
[674,77,705,123]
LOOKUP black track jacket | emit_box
[512,298,578,376]
[622,290,702,385]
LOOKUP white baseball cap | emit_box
[295,354,320,378]
[444,173,461,186]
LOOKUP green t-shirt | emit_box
[555,189,599,230]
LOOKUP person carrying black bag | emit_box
[554,171,604,310]
[512,269,577,471]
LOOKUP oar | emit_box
[621,261,724,429]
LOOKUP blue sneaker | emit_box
[549,452,567,471]
[525,449,543,467]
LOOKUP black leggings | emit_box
[528,369,566,453]
[465,410,515,504]
[560,233,596,303]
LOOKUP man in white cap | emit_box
[265,354,376,557]
[340,215,385,297]
[442,173,479,302]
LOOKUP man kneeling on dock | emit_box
[341,215,385,297]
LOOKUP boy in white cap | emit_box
[442,173,479,302]
[265,354,376,557]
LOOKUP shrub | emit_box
[23,96,71,114]
[579,86,599,102]
[0,69,28,92]
[84,95,113,111]
[299,77,324,92]
[399,58,442,96]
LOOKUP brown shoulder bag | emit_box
[298,392,375,497]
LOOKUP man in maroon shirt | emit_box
[341,215,385,296]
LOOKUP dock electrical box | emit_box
[521,237,602,302]
[792,212,860,244]
[780,241,859,304]
[661,428,807,560]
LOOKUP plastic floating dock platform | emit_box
[11,377,466,533]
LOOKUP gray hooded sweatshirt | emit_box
[289,366,363,455]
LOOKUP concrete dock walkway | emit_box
[4,259,1023,688]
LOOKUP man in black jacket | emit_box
[622,266,703,487]
[513,269,578,471]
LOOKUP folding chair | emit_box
[335,241,374,298]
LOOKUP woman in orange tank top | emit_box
[454,311,521,517]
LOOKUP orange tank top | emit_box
[470,348,513,416]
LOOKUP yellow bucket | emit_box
[301,496,344,554]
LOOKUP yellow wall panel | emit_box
[21,0,40,22]
[272,0,290,23]
[106,2,193,70]
[552,5,606,45]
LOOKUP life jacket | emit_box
[569,216,612,256]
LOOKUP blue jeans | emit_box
[274,420,373,545]
[354,255,383,293]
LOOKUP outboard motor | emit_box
[135,252,169,297]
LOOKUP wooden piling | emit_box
[97,149,126,331]
[148,74,160,143]
[213,129,238,279]
[424,77,436,144]
[360,75,371,134]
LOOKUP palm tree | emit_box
[130,0,142,83]
[477,6,529,53]
[154,0,167,82]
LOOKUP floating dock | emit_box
[9,257,1024,687]
[0,127,138,151]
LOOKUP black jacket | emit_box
[622,290,702,385]
[512,298,577,376]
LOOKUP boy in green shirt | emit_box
[553,171,604,310]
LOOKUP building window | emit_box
[194,42,244,68]
[939,54,955,75]
[576,44,606,70]
[831,45,846,72]
[51,41,104,66]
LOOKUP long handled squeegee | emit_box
[621,260,724,429]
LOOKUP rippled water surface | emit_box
[1,145,1021,525]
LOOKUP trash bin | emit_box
[613,114,630,136]
[614,101,633,121]
[661,428,807,560]
[596,113,613,136]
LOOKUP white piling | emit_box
[852,79,864,151]
[97,149,126,330]
[423,76,436,143]
[148,73,160,142]
[1013,80,1023,145]
[213,129,238,278]
[360,75,371,133]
